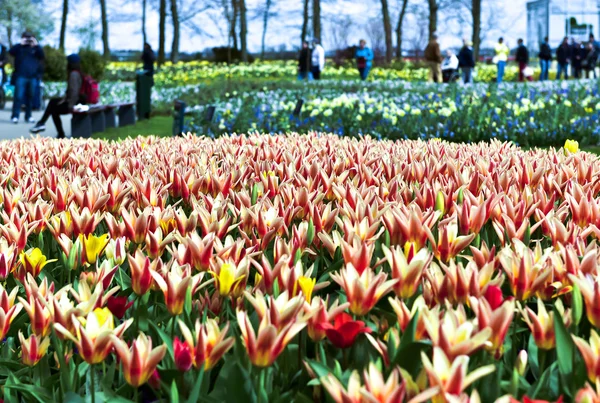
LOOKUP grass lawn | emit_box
[92,116,173,140]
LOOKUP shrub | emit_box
[211,47,255,64]
[42,46,67,82]
[79,48,107,81]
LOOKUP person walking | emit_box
[572,39,584,79]
[355,39,374,81]
[141,43,156,84]
[9,32,44,124]
[515,39,529,82]
[493,37,509,83]
[424,34,443,83]
[458,39,475,84]
[310,40,325,80]
[583,42,597,79]
[538,36,552,81]
[298,41,312,80]
[556,37,571,80]
[0,40,6,85]
[29,54,84,138]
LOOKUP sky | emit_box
[43,0,529,54]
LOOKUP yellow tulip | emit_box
[564,139,579,154]
[19,248,56,279]
[210,262,246,298]
[298,276,316,303]
[80,234,110,265]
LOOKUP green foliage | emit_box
[0,0,54,42]
[79,48,107,81]
[42,46,66,82]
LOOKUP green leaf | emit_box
[528,362,558,398]
[553,304,574,395]
[186,367,205,403]
[305,359,333,381]
[171,380,180,403]
[184,285,193,316]
[64,392,85,403]
[224,363,257,403]
[4,374,53,402]
[527,334,539,379]
[572,284,583,326]
[150,321,174,360]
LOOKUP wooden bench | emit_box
[71,103,136,138]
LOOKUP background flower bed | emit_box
[0,135,600,402]
[39,79,600,147]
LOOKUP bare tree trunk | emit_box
[396,0,409,61]
[99,0,110,58]
[142,0,147,46]
[472,0,481,62]
[239,0,248,62]
[301,0,309,44]
[261,0,272,58]
[312,0,321,43]
[427,0,438,40]
[6,10,12,48]
[230,0,239,50]
[59,0,68,51]
[380,0,393,63]
[170,0,180,63]
[158,0,166,66]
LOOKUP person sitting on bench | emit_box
[30,54,84,138]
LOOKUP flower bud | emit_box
[516,350,528,376]
[105,237,127,266]
[173,337,193,372]
[435,191,445,215]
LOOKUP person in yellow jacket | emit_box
[494,37,510,83]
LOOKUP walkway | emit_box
[0,102,70,140]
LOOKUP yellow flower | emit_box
[564,139,579,154]
[210,262,246,297]
[298,276,316,303]
[19,248,56,278]
[80,234,110,265]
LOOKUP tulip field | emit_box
[1,132,600,403]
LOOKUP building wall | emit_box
[528,0,600,51]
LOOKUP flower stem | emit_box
[90,365,96,403]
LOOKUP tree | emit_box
[365,16,385,59]
[142,0,147,46]
[396,0,409,60]
[239,0,248,61]
[301,0,309,44]
[230,0,238,50]
[260,0,272,58]
[380,0,393,63]
[472,0,481,61]
[0,0,54,46]
[427,0,437,40]
[99,0,110,58]
[312,0,320,42]
[59,0,68,51]
[170,0,180,62]
[158,0,167,65]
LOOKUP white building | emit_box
[527,0,600,51]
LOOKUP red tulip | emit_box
[173,336,193,372]
[323,312,372,349]
[106,296,134,320]
[484,285,504,310]
[148,369,161,390]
